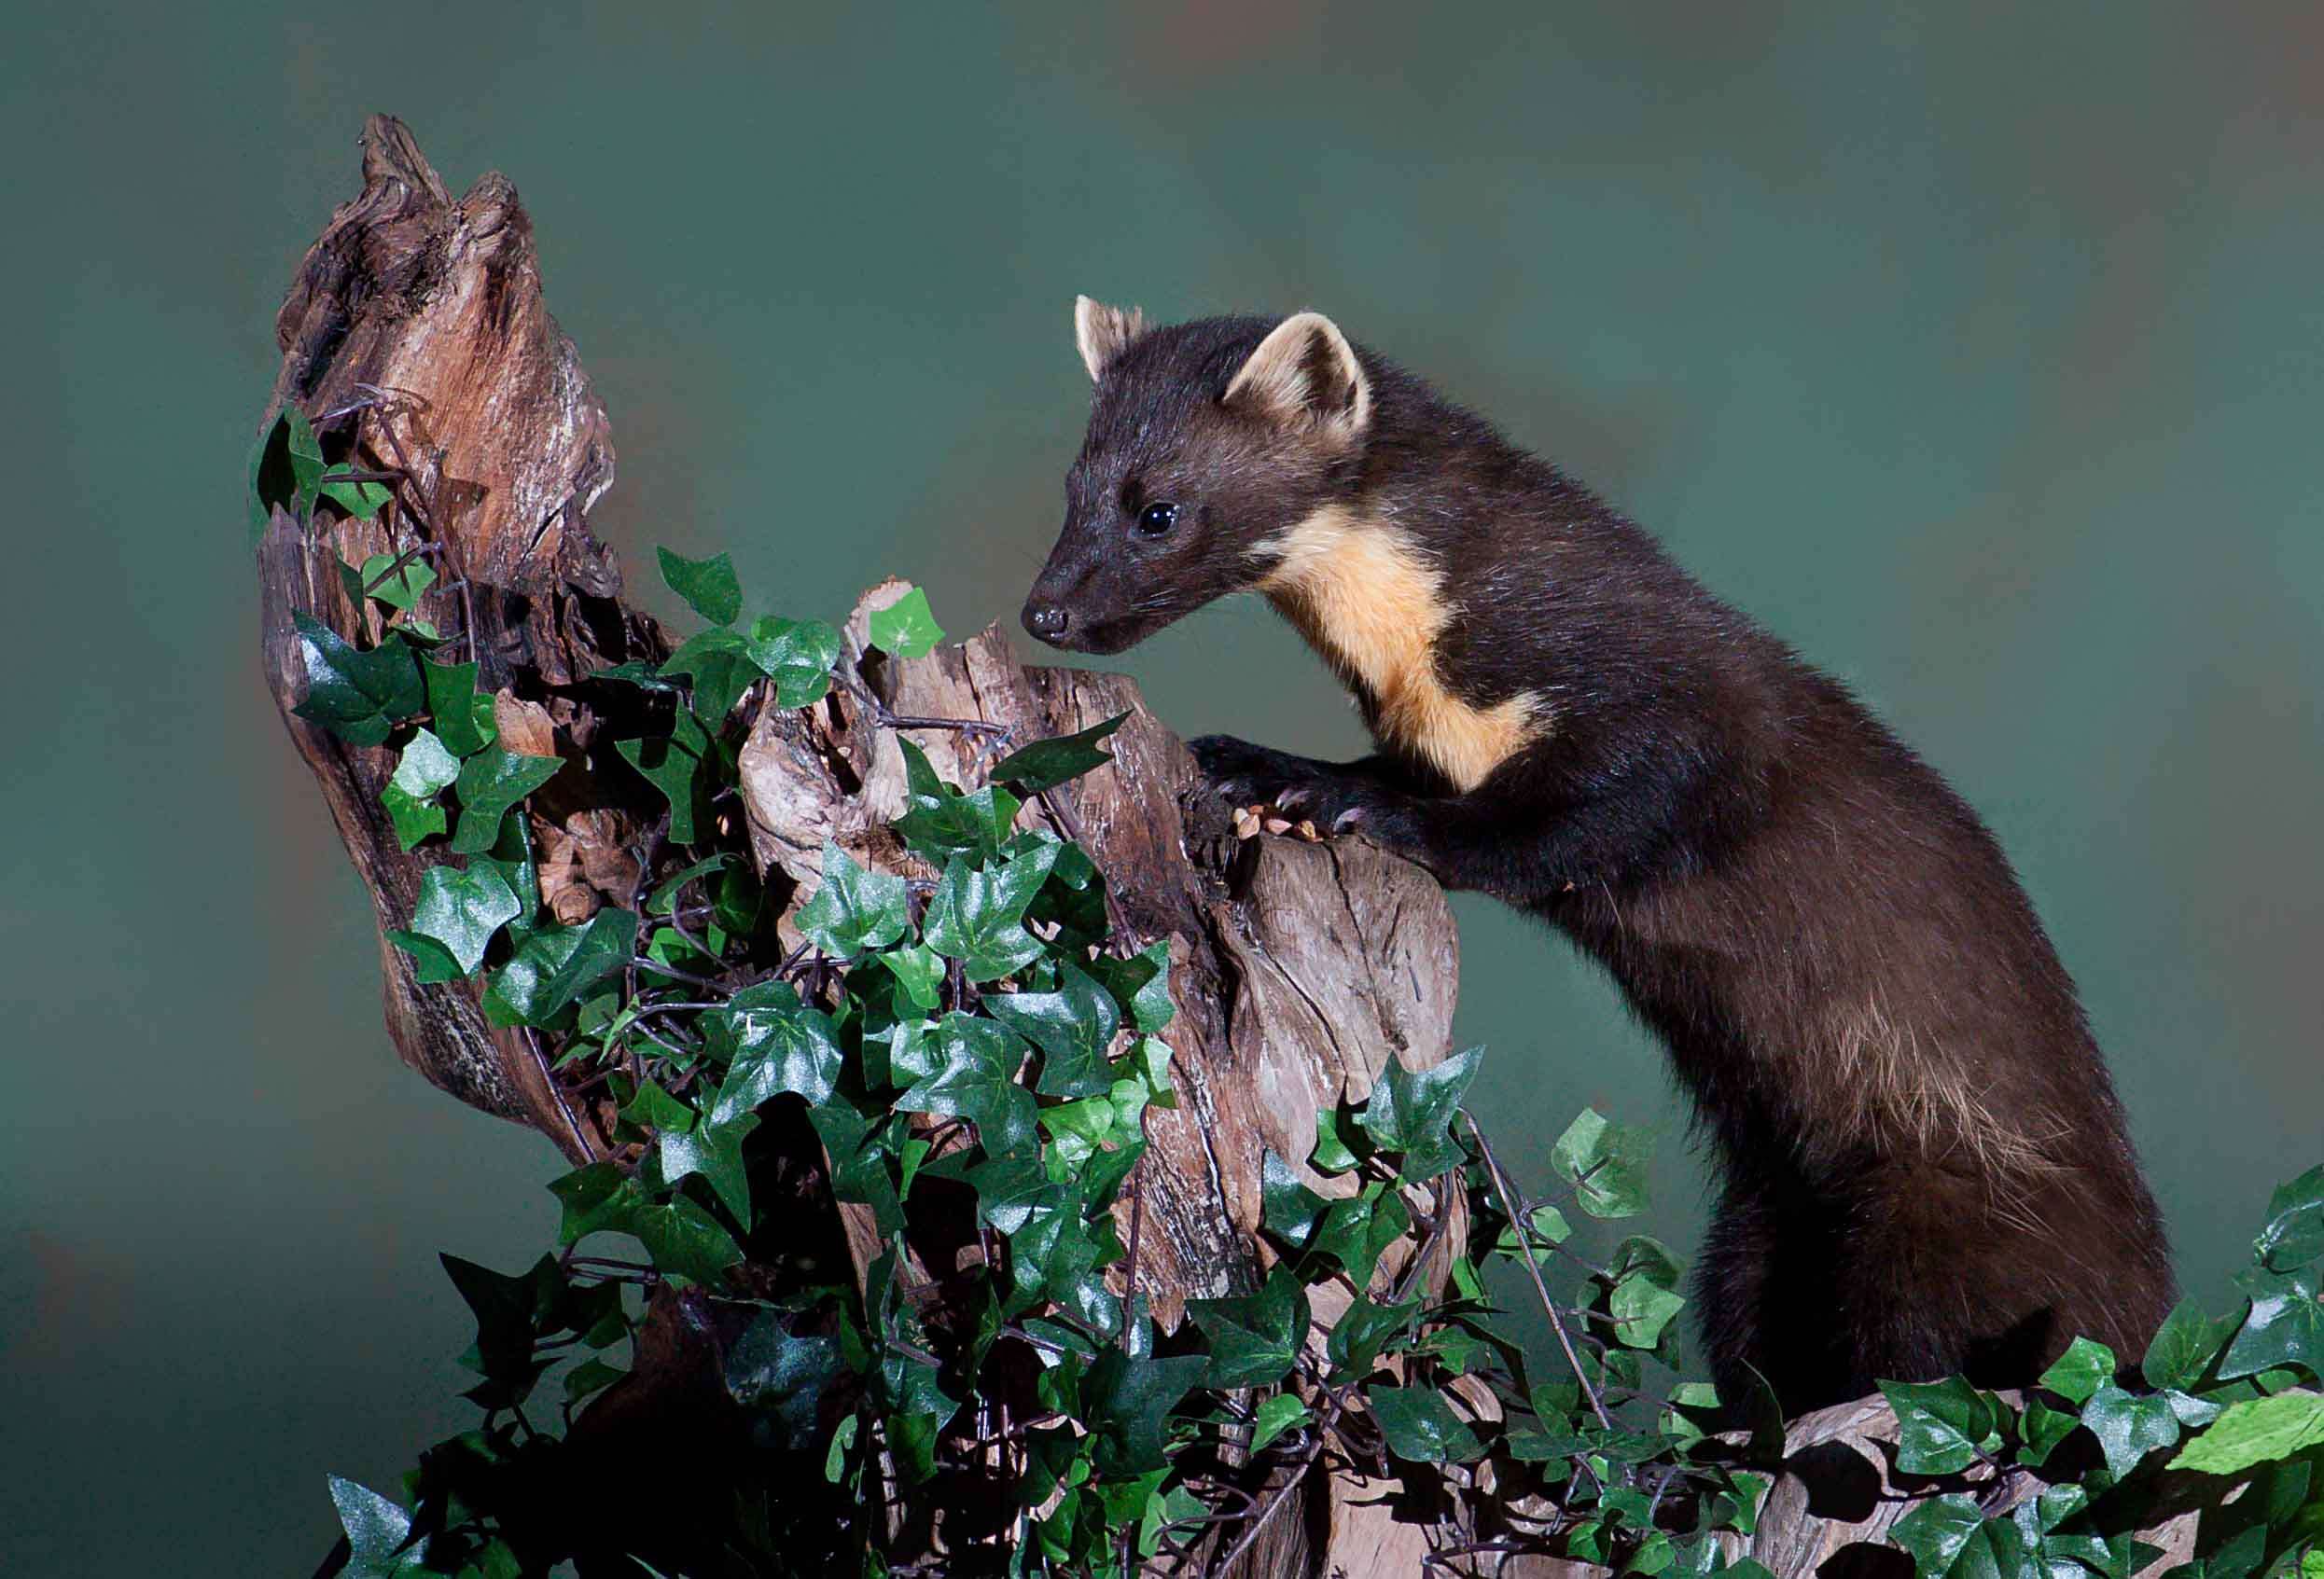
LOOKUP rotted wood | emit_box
[259,118,2240,1579]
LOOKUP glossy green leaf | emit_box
[1356,1046,1481,1180]
[985,963,1120,1098]
[290,615,424,746]
[661,1110,759,1225]
[2255,1165,2324,1272]
[1188,1267,1308,1389]
[350,552,434,612]
[1260,1151,1330,1250]
[708,989,845,1119]
[1550,1107,1650,1219]
[2143,1296,2226,1392]
[381,727,461,850]
[1249,1394,1311,1454]
[618,707,710,845]
[894,780,1023,867]
[1082,1350,1205,1475]
[657,545,743,626]
[660,628,758,727]
[724,1313,842,1442]
[1327,1294,1419,1377]
[1367,1384,1485,1463]
[875,943,945,1012]
[922,847,1057,982]
[1880,1377,2000,1475]
[795,842,909,959]
[451,745,564,855]
[2166,1391,2324,1475]
[896,1014,1037,1155]
[420,658,497,756]
[483,907,636,1026]
[624,1193,746,1284]
[403,860,522,976]
[745,616,842,708]
[1887,1494,1984,1578]
[2221,1265,2324,1382]
[1311,1184,1410,1289]
[989,712,1130,793]
[1086,939,1175,1032]
[385,927,465,983]
[867,586,945,658]
[327,1475,429,1579]
[2038,1336,2119,1405]
[2080,1382,2180,1476]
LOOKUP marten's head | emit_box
[1023,299,1373,655]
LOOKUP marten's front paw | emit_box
[1190,735,1398,839]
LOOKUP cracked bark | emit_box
[261,117,2240,1579]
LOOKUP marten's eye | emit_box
[1135,501,1181,537]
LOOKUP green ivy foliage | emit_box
[271,502,2324,1578]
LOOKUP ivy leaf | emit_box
[2016,1397,2080,1468]
[1327,1294,1421,1377]
[989,712,1130,794]
[985,963,1121,1099]
[248,408,309,538]
[1550,1108,1650,1219]
[1085,940,1175,1032]
[321,471,391,521]
[661,1110,760,1226]
[348,552,435,613]
[2080,1382,2180,1477]
[724,1313,843,1444]
[895,780,1023,867]
[923,847,1057,982]
[618,708,710,845]
[400,861,522,976]
[1367,1384,1485,1463]
[385,927,465,984]
[896,1014,1037,1155]
[623,1194,745,1285]
[1249,1394,1311,1454]
[1188,1267,1309,1389]
[381,728,461,850]
[2142,1296,2225,1392]
[876,944,945,1012]
[451,745,564,855]
[1311,1184,1410,1290]
[327,1475,429,1579]
[795,842,909,959]
[1356,1046,1481,1181]
[661,629,758,728]
[2255,1165,2324,1272]
[1260,1151,1330,1250]
[1888,1493,1983,1578]
[867,586,945,658]
[1880,1377,2000,1475]
[484,907,637,1026]
[2221,1265,2324,1383]
[1605,1235,1688,1349]
[2038,1337,2119,1405]
[1082,1350,1206,1475]
[745,616,842,708]
[809,1101,905,1238]
[2167,1391,2324,1475]
[290,615,424,747]
[657,546,743,626]
[420,658,497,757]
[708,989,845,1120]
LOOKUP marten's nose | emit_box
[1023,602,1071,643]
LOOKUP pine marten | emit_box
[1022,298,2176,1412]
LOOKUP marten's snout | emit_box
[1022,600,1071,644]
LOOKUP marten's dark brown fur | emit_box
[1023,300,2176,1411]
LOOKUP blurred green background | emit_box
[5,1,2319,1570]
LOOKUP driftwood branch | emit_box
[257,117,2227,1578]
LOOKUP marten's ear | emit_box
[1223,312,1371,437]
[1074,296,1146,382]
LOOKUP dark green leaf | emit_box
[618,707,710,845]
[420,658,497,757]
[1605,1235,1688,1349]
[1889,1494,1985,1578]
[1188,1268,1309,1389]
[382,728,461,850]
[290,615,424,747]
[661,1110,759,1225]
[867,586,945,658]
[320,470,390,520]
[2255,1165,2324,1273]
[1311,1184,1411,1290]
[2220,1266,2324,1383]
[484,907,636,1026]
[1260,1151,1330,1250]
[1367,1384,1485,1463]
[657,546,742,626]
[2144,1297,2225,1392]
[745,616,842,708]
[1327,1294,1420,1377]
[451,745,564,855]
[986,963,1121,1098]
[1082,1350,1206,1475]
[385,927,465,983]
[648,852,734,914]
[809,1102,905,1238]
[2080,1383,2180,1477]
[403,860,522,976]
[709,990,845,1119]
[989,712,1130,793]
[1550,1107,1650,1219]
[2017,1397,2080,1468]
[724,1312,842,1443]
[923,847,1057,982]
[795,842,909,959]
[248,409,304,540]
[660,629,758,727]
[895,1014,1037,1155]
[624,1193,746,1284]
[2039,1336,2120,1405]
[1880,1377,1999,1475]
[1086,940,1175,1032]
[1356,1046,1481,1180]
[894,781,1023,867]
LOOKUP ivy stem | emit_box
[1464,1112,1614,1433]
